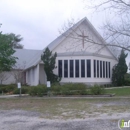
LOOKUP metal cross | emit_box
[79,31,88,48]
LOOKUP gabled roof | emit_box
[13,49,43,69]
[13,17,117,70]
[46,17,87,51]
[46,17,117,60]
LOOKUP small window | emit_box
[97,60,99,78]
[103,61,105,78]
[109,62,110,78]
[87,59,91,77]
[64,60,68,78]
[100,61,102,78]
[70,60,74,78]
[94,60,96,78]
[106,62,108,78]
[81,60,85,77]
[75,60,79,77]
[58,60,62,77]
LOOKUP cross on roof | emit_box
[78,31,88,48]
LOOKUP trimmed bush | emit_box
[124,79,130,86]
[29,85,48,96]
[90,85,105,95]
[0,84,16,94]
[62,83,86,90]
[48,83,87,95]
[61,83,87,95]
[51,84,61,93]
[13,86,30,94]
[80,90,88,95]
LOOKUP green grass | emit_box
[105,87,130,96]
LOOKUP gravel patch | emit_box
[0,109,130,130]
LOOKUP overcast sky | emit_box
[0,0,107,50]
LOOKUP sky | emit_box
[0,0,107,50]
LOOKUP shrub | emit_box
[13,86,30,94]
[80,90,88,95]
[51,84,61,92]
[29,85,48,96]
[90,85,105,95]
[0,84,16,94]
[29,86,38,96]
[124,79,130,86]
[62,83,86,91]
[61,83,87,95]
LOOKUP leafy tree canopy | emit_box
[0,32,17,71]
[5,33,23,49]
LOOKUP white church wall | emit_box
[26,64,39,86]
[53,55,117,85]
[39,64,47,85]
[1,71,16,85]
[33,65,39,86]
[52,22,114,58]
[51,20,118,85]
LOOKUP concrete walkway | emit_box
[0,94,29,98]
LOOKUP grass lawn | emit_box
[0,97,130,119]
[105,87,130,96]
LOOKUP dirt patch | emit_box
[0,109,130,130]
[0,97,130,129]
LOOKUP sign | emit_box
[47,81,51,87]
[17,83,21,89]
[118,119,130,129]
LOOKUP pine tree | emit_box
[112,49,128,86]
[41,47,61,84]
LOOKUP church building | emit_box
[3,17,118,86]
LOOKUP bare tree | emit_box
[59,0,130,54]
[85,0,130,52]
[59,18,120,57]
[0,71,10,84]
[11,61,26,84]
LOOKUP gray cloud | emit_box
[0,0,93,49]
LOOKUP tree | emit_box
[6,33,23,49]
[59,0,130,53]
[0,33,17,71]
[112,49,128,86]
[41,47,61,84]
[85,0,130,52]
[0,72,10,84]
[11,61,26,84]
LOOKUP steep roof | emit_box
[13,49,43,69]
[46,17,117,60]
[13,17,117,70]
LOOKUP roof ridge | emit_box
[45,17,87,51]
[45,17,117,60]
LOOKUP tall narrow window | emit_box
[94,60,96,77]
[75,60,79,77]
[97,60,99,78]
[87,59,91,77]
[100,61,102,78]
[81,60,85,77]
[106,61,108,78]
[58,60,62,77]
[64,60,68,78]
[103,61,105,78]
[70,60,74,78]
[109,62,110,78]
